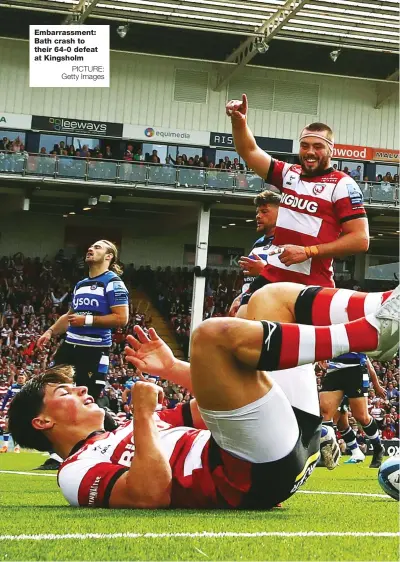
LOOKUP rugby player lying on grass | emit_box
[8,283,399,509]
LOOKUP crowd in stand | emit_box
[122,144,245,171]
[1,134,399,185]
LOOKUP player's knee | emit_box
[356,413,371,426]
[247,282,301,321]
[191,317,235,351]
[191,318,222,349]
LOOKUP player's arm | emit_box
[366,358,386,399]
[67,305,129,329]
[36,310,72,348]
[226,94,272,178]
[109,382,172,509]
[125,327,193,392]
[277,218,369,267]
[309,218,369,259]
[125,328,206,429]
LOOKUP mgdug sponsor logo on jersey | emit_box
[281,193,318,213]
[73,296,100,308]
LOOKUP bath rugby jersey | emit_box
[262,161,366,287]
[57,403,321,510]
[66,271,129,348]
[242,234,274,293]
[328,353,367,372]
[1,383,24,411]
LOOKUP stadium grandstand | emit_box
[0,0,398,560]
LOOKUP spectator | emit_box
[133,148,143,161]
[123,144,134,161]
[350,165,362,181]
[104,145,113,159]
[152,150,160,164]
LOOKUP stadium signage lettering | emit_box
[0,113,32,130]
[367,440,399,456]
[333,144,399,163]
[210,132,293,152]
[122,124,209,146]
[31,115,123,137]
[281,193,318,213]
[210,132,234,147]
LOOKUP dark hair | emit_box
[301,122,334,143]
[99,240,123,275]
[8,366,74,451]
[254,190,281,207]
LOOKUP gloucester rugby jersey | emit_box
[263,161,366,287]
[57,403,321,510]
[66,271,129,347]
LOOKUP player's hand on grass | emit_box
[226,94,248,123]
[239,254,266,275]
[125,326,176,377]
[131,380,164,417]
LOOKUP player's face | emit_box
[85,240,111,266]
[40,383,104,429]
[299,131,331,176]
[255,204,278,233]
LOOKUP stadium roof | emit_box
[0,0,398,79]
[4,0,399,53]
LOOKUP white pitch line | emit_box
[298,490,388,498]
[0,470,57,477]
[0,532,398,541]
[0,471,390,498]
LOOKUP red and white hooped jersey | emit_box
[263,160,366,287]
[57,404,251,509]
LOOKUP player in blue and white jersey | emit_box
[36,240,129,468]
[319,353,386,467]
[38,240,129,399]
[238,190,281,294]
[0,372,26,453]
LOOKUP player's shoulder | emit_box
[280,163,302,176]
[252,235,266,248]
[101,270,119,282]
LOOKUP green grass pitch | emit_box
[0,452,398,561]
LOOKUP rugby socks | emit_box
[257,317,379,371]
[294,286,392,326]
[362,418,383,450]
[1,433,9,452]
[341,426,359,452]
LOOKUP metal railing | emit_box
[0,151,398,204]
